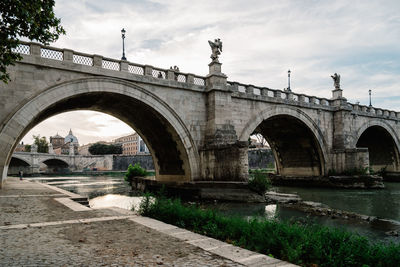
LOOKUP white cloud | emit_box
[22,111,133,145]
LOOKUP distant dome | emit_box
[64,129,79,145]
[51,133,63,139]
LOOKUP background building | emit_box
[50,129,79,155]
[114,132,149,155]
[14,142,26,152]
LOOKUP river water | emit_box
[34,175,400,243]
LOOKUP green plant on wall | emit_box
[248,169,271,195]
[125,163,147,182]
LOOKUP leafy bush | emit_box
[139,196,400,267]
[124,163,147,182]
[248,170,271,195]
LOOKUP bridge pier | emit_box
[331,148,370,174]
[200,142,249,181]
[200,61,248,181]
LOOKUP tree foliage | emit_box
[88,143,122,155]
[33,135,49,153]
[24,144,31,152]
[0,0,65,83]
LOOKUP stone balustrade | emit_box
[228,81,332,109]
[14,41,207,87]
[12,41,399,119]
[349,103,400,119]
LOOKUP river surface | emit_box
[33,175,400,243]
[274,183,400,222]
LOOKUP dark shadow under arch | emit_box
[356,125,400,172]
[252,115,323,176]
[41,158,69,173]
[8,157,31,175]
[27,91,187,178]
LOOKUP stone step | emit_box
[71,197,90,207]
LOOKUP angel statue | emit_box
[331,73,341,89]
[208,38,223,62]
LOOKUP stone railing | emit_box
[12,42,399,118]
[227,81,332,108]
[13,41,206,87]
[348,103,400,119]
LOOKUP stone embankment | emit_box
[269,174,385,189]
[131,177,266,202]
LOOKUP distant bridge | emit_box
[9,152,113,175]
[1,41,400,186]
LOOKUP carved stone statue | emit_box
[331,73,341,89]
[208,38,223,62]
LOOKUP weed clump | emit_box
[125,163,147,182]
[248,169,271,195]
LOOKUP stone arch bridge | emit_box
[1,41,399,187]
[9,152,113,175]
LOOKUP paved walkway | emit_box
[0,178,296,266]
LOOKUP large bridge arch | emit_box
[354,120,400,172]
[239,106,328,176]
[0,77,200,183]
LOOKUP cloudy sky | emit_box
[22,0,400,145]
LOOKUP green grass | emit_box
[139,195,400,267]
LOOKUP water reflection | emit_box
[275,182,400,222]
[90,194,142,211]
[265,204,277,219]
[34,175,136,199]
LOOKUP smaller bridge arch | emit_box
[10,155,32,167]
[355,120,400,172]
[240,106,329,176]
[40,158,70,167]
[8,156,32,175]
[41,158,70,173]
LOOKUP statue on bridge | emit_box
[208,38,223,63]
[331,73,341,89]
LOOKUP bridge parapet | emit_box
[227,80,400,119]
[228,81,333,110]
[13,41,399,119]
[13,41,207,87]
[348,103,400,120]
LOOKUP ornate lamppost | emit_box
[369,89,372,107]
[121,28,126,61]
[287,69,291,92]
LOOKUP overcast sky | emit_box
[22,0,400,145]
